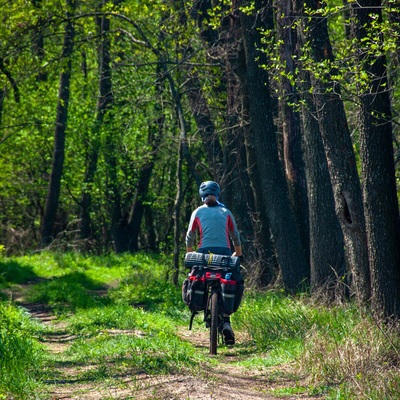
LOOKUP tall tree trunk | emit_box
[296,0,371,306]
[222,32,257,260]
[294,5,346,294]
[351,0,400,318]
[224,8,277,284]
[189,0,257,262]
[300,71,346,294]
[234,0,309,292]
[40,0,76,245]
[96,12,128,253]
[80,7,113,242]
[173,140,184,286]
[276,0,309,261]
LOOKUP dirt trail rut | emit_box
[10,286,320,400]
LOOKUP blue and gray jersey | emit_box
[186,204,241,251]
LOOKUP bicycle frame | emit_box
[203,268,225,355]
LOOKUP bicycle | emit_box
[204,266,229,355]
[183,252,244,355]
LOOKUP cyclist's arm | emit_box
[233,245,242,257]
[186,211,199,252]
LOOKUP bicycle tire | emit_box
[209,289,218,355]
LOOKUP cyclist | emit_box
[186,180,242,345]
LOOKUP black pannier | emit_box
[182,266,207,311]
[219,269,244,315]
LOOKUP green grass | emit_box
[1,251,400,399]
[0,302,47,399]
[234,290,400,398]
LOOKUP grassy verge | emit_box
[0,302,47,399]
[234,291,400,398]
[1,252,400,399]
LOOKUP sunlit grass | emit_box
[66,332,201,374]
[0,303,47,399]
[234,290,400,399]
[67,304,177,335]
[1,251,400,399]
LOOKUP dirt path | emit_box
[9,286,320,400]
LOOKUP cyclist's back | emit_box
[185,180,243,345]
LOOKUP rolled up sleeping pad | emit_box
[184,251,240,271]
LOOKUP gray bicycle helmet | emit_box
[199,181,220,199]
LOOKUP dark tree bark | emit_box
[93,12,129,253]
[186,70,224,179]
[234,0,309,292]
[223,10,277,285]
[292,4,346,294]
[242,105,278,286]
[300,71,346,294]
[80,10,113,241]
[295,0,371,305]
[222,29,258,261]
[40,0,76,245]
[189,0,258,262]
[276,0,309,260]
[351,0,400,318]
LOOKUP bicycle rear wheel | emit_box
[209,289,218,355]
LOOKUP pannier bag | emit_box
[220,270,244,315]
[182,266,207,311]
[182,265,245,315]
[184,251,241,272]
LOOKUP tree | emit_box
[289,3,346,294]
[276,0,309,260]
[295,0,371,305]
[351,0,400,318]
[300,70,346,294]
[80,5,114,243]
[234,0,309,292]
[41,0,76,245]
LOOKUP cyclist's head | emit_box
[199,181,220,203]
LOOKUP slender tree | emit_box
[80,6,113,242]
[41,0,76,245]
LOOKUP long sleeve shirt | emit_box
[185,204,241,251]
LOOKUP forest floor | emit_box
[9,284,322,400]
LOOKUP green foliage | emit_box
[0,259,38,289]
[0,302,46,399]
[26,272,108,313]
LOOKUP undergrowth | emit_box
[1,251,399,399]
[0,302,46,399]
[234,290,400,399]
